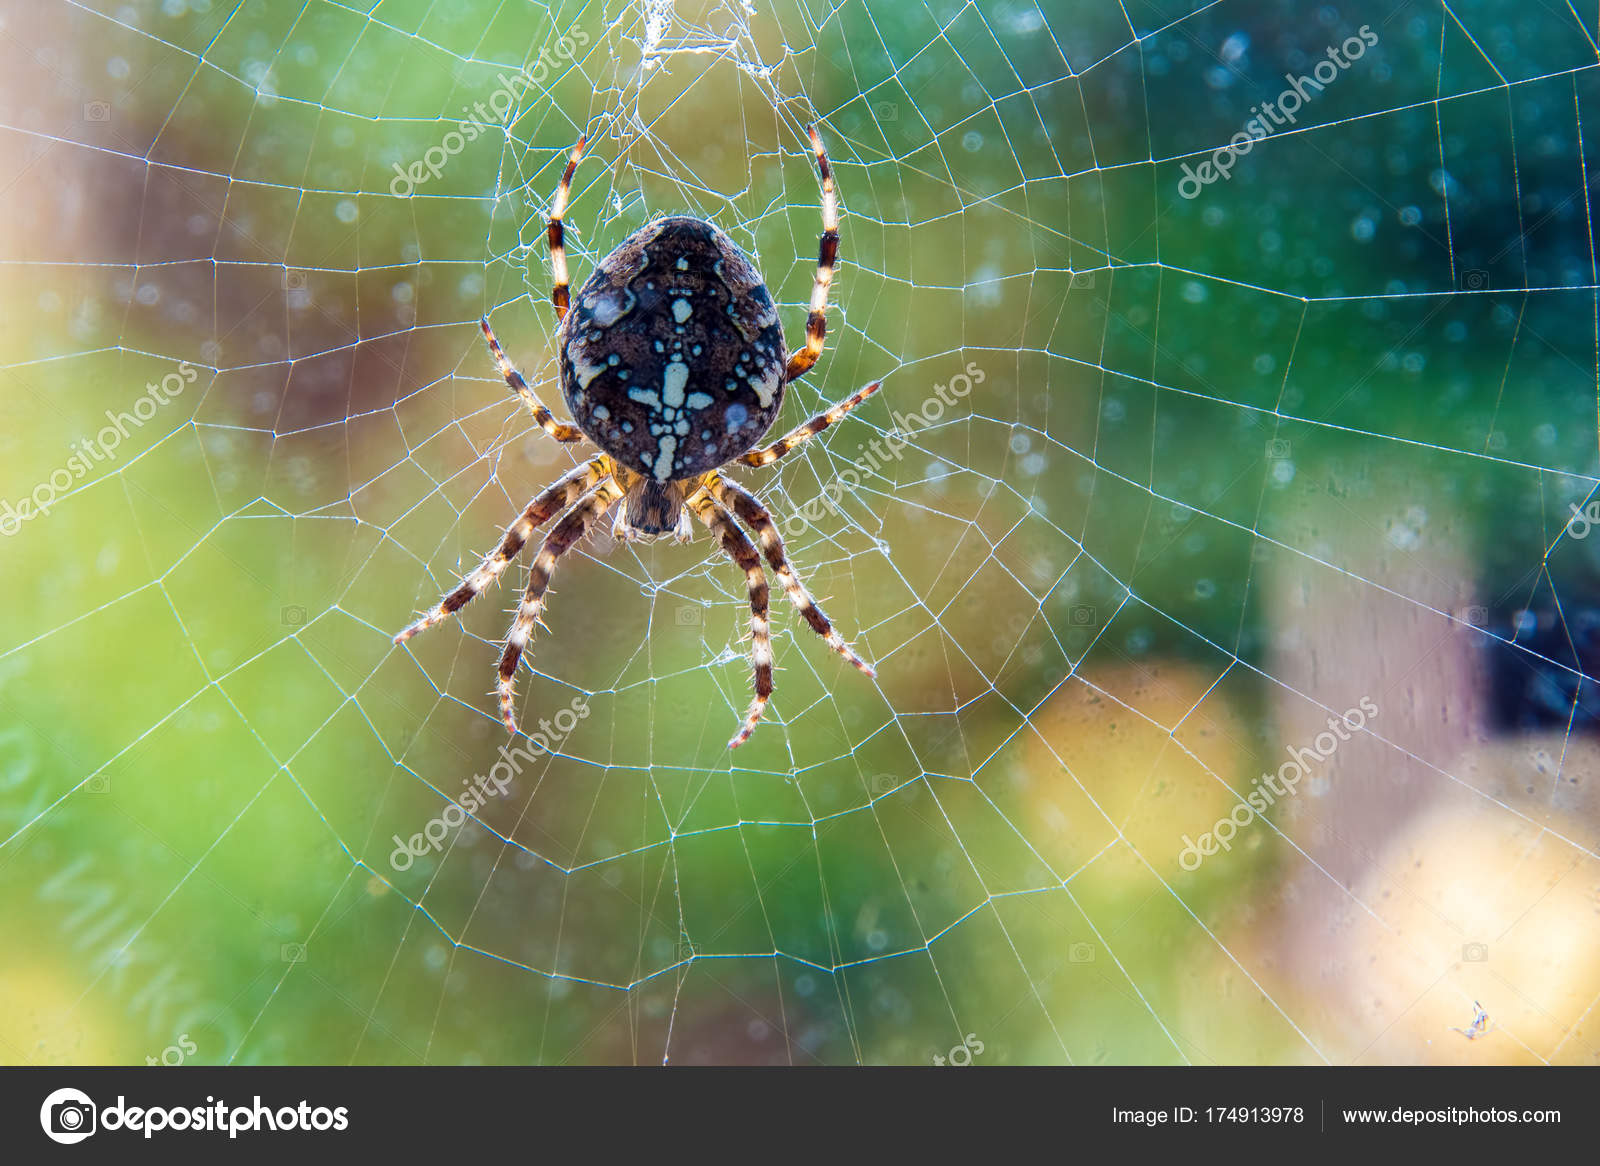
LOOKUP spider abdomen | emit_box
[558,216,787,481]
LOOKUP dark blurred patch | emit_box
[1486,602,1600,732]
[52,42,460,433]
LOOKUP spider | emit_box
[396,126,880,749]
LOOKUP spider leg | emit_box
[687,487,774,749]
[707,473,875,677]
[481,317,584,443]
[548,135,586,322]
[496,475,623,734]
[394,455,610,644]
[738,379,881,467]
[782,125,838,385]
[672,505,694,544]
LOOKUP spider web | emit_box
[5,0,1600,1067]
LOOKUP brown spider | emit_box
[396,127,880,748]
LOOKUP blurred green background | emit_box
[3,0,1600,1065]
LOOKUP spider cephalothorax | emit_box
[396,127,881,748]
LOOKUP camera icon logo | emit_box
[675,605,703,626]
[1068,942,1095,963]
[1461,269,1489,291]
[82,102,111,122]
[280,604,307,628]
[40,1087,97,1144]
[1069,271,1096,288]
[281,942,307,963]
[1265,438,1291,459]
[1462,942,1488,962]
[1068,604,1097,627]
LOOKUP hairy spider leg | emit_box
[687,486,774,749]
[481,316,584,442]
[705,472,874,676]
[395,455,610,643]
[496,475,624,734]
[782,126,839,385]
[739,380,881,467]
[548,135,587,323]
